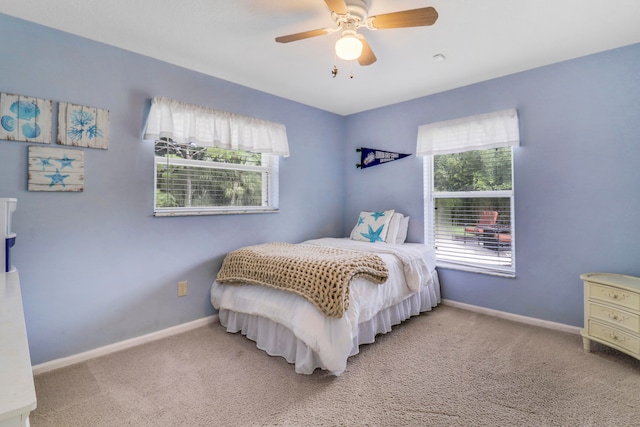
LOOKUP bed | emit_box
[210,211,440,376]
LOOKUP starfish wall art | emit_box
[28,146,84,192]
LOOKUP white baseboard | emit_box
[32,315,219,375]
[441,299,582,335]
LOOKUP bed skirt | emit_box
[217,270,440,375]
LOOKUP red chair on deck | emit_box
[463,210,498,244]
[495,231,512,252]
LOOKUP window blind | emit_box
[154,139,278,216]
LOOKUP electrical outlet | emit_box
[178,281,188,297]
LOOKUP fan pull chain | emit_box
[332,51,339,78]
[330,53,357,80]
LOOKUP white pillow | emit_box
[385,213,404,244]
[395,216,410,244]
[350,209,395,243]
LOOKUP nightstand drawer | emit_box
[588,320,640,356]
[588,302,640,334]
[587,282,640,312]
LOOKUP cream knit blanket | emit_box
[216,242,389,318]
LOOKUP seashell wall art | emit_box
[0,93,53,143]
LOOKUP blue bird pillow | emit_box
[350,209,395,243]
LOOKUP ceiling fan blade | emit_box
[275,28,332,43]
[358,37,377,66]
[324,0,348,15]
[369,7,438,29]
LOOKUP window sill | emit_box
[154,208,278,217]
[436,261,516,278]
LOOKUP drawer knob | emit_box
[607,332,626,342]
[607,291,628,301]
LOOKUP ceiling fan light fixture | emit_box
[335,32,363,61]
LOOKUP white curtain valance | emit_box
[143,97,290,157]
[416,108,519,157]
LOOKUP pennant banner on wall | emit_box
[356,147,411,169]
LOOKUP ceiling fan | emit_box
[275,0,439,66]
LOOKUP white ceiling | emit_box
[2,0,640,115]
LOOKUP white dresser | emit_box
[0,271,37,427]
[581,272,640,361]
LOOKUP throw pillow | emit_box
[350,209,395,243]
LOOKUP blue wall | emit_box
[0,14,346,365]
[2,13,639,366]
[344,44,640,327]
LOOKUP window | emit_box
[154,139,278,216]
[142,97,289,216]
[418,109,519,276]
[425,147,514,275]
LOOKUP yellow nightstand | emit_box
[581,272,640,361]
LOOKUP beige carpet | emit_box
[30,305,640,426]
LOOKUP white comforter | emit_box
[210,238,436,374]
